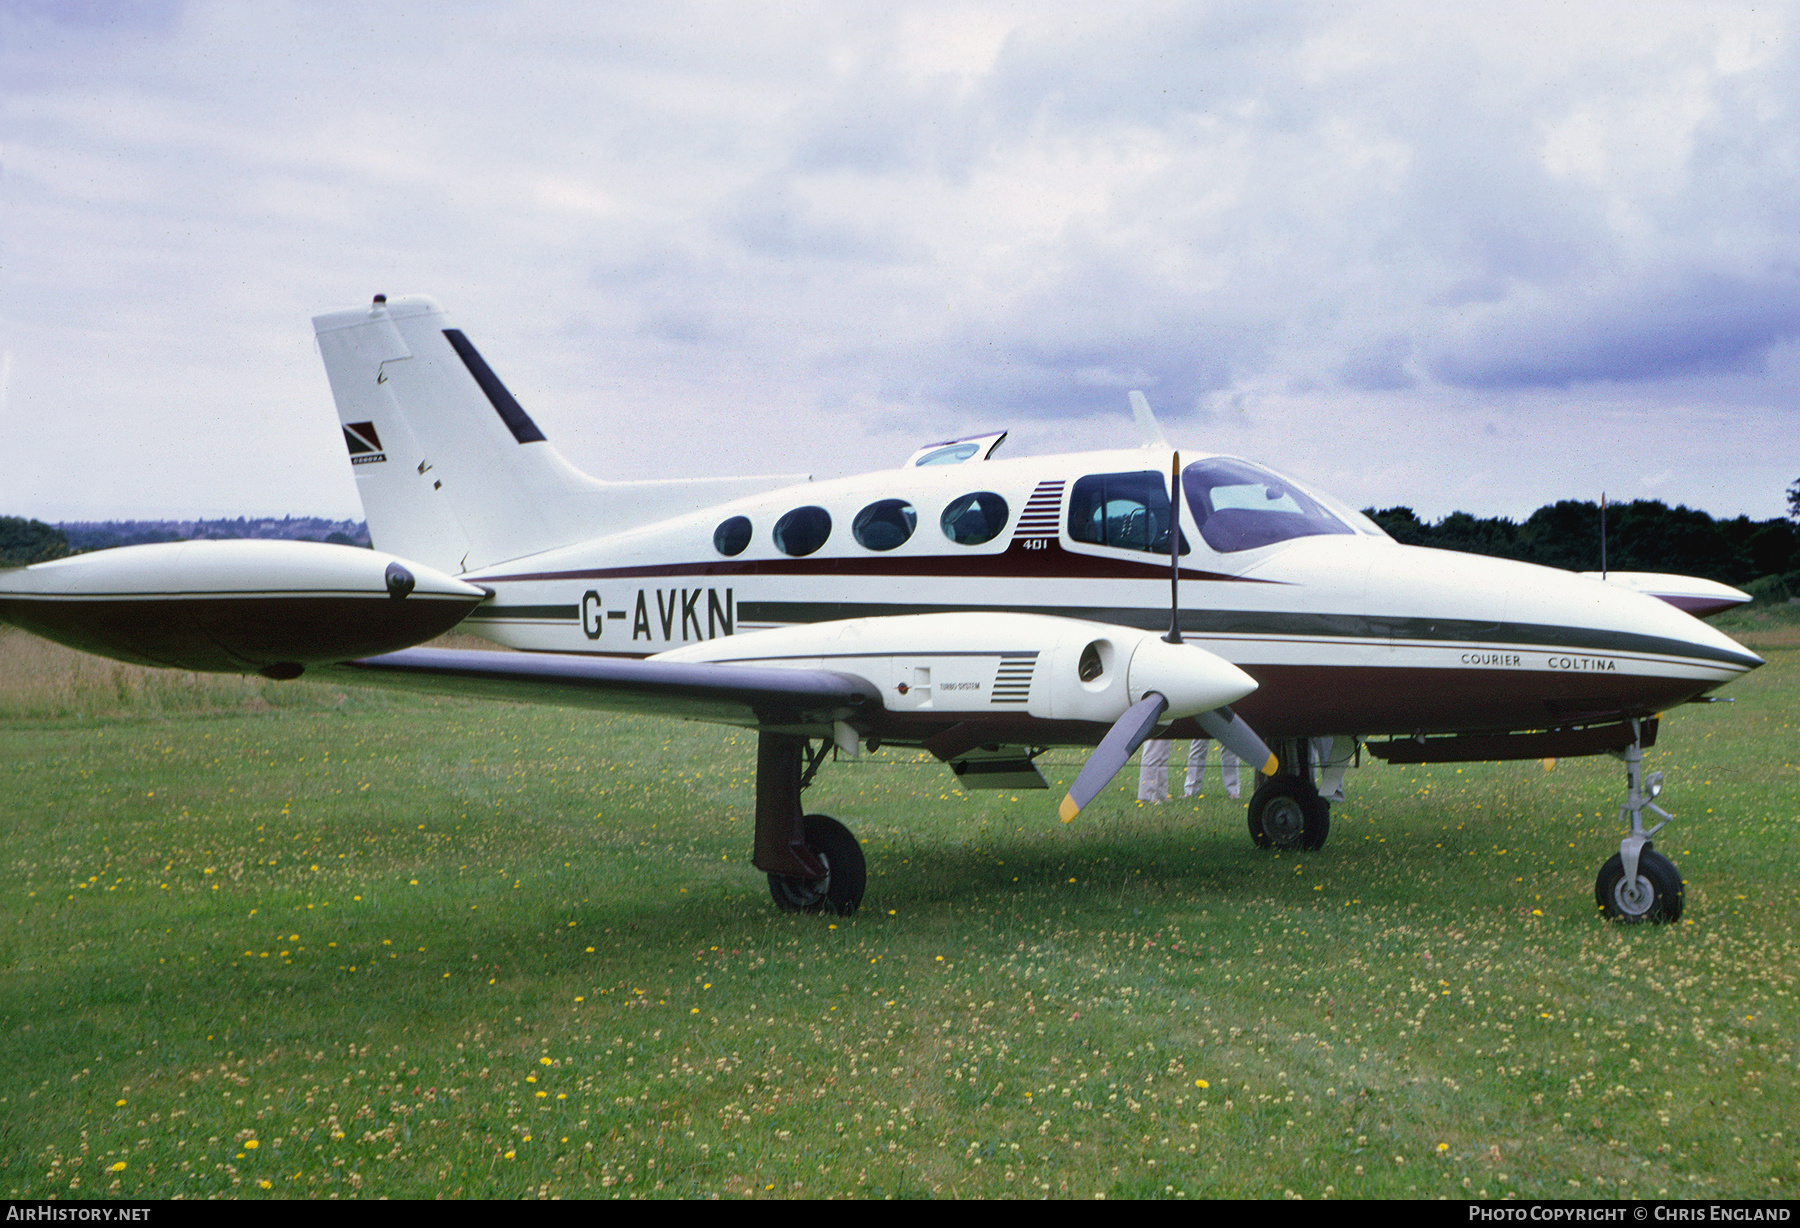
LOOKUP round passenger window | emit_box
[772,506,832,557]
[713,515,752,557]
[852,499,917,551]
[940,492,1009,545]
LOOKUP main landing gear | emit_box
[1247,738,1330,852]
[1595,720,1682,923]
[767,814,866,916]
[754,732,866,917]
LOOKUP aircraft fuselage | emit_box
[449,447,1759,744]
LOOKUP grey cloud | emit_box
[6,1,1800,521]
[722,195,918,264]
[0,0,179,31]
[981,6,1308,133]
[1426,266,1800,388]
[1339,336,1416,391]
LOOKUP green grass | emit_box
[1711,600,1800,653]
[1,626,1796,1199]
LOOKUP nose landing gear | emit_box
[1596,719,1682,923]
[1246,738,1330,851]
[1247,774,1330,851]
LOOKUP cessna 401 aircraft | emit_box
[0,295,1764,922]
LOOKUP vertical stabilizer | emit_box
[313,296,806,572]
[315,300,474,571]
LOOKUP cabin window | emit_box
[940,492,1009,545]
[852,499,917,551]
[713,515,752,557]
[1067,471,1187,554]
[772,506,832,556]
[1181,458,1354,552]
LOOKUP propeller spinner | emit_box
[1056,638,1276,821]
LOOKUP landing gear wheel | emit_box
[1248,777,1330,851]
[1301,794,1330,851]
[1595,845,1682,923]
[767,814,866,917]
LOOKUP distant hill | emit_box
[55,516,371,553]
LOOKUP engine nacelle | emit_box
[0,540,487,676]
[655,612,1257,725]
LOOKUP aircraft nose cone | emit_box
[1126,637,1259,718]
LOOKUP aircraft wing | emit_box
[322,646,882,730]
[0,540,1268,811]
[1581,571,1753,617]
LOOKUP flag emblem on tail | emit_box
[343,421,387,465]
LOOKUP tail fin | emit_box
[313,295,804,573]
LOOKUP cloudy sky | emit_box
[3,0,1797,525]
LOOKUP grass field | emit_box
[1,626,1796,1200]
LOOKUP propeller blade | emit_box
[1165,449,1182,644]
[1195,705,1279,777]
[1059,692,1169,822]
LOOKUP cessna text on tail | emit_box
[0,294,1762,921]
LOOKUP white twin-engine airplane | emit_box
[0,295,1764,922]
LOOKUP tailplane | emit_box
[313,295,805,572]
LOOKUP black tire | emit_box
[767,814,866,917]
[1247,776,1329,851]
[1301,793,1330,851]
[1595,845,1683,923]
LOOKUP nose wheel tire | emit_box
[1247,777,1329,851]
[1595,846,1683,923]
[767,813,866,917]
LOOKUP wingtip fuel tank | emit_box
[0,540,486,676]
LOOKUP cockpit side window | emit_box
[1067,471,1188,554]
[1181,458,1354,552]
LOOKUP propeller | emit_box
[1195,705,1279,776]
[1060,692,1169,822]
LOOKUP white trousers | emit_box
[1183,744,1239,798]
[1139,740,1240,801]
[1137,738,1173,802]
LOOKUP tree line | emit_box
[0,516,370,567]
[1364,496,1799,600]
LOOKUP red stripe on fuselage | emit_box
[476,536,1278,585]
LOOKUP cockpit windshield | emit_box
[1181,457,1355,553]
